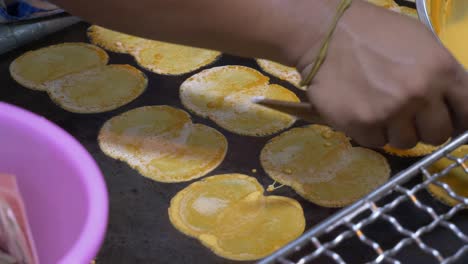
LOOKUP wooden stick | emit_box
[252,98,325,124]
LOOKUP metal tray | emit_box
[261,133,468,264]
[0,22,466,264]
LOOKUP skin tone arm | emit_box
[52,0,468,149]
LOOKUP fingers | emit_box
[387,116,418,149]
[303,40,461,148]
[306,83,388,148]
[446,71,468,134]
[356,101,452,149]
[415,99,453,145]
[348,125,387,148]
[384,99,452,149]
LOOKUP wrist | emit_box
[290,0,368,76]
[283,0,343,69]
[258,0,340,67]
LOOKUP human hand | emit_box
[296,1,468,148]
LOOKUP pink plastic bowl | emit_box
[0,102,108,264]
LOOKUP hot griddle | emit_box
[1,22,464,264]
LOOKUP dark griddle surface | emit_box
[2,22,464,264]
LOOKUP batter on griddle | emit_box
[383,141,448,157]
[98,106,227,182]
[10,43,108,91]
[169,174,305,261]
[261,125,391,207]
[256,59,305,90]
[88,25,221,75]
[180,65,300,136]
[10,43,147,113]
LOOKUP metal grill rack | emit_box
[260,132,468,264]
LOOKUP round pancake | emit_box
[169,174,305,261]
[180,65,269,117]
[88,25,221,75]
[134,41,221,75]
[10,43,108,91]
[98,106,227,182]
[256,59,305,90]
[383,141,447,157]
[168,174,263,237]
[200,192,305,261]
[427,145,468,206]
[87,25,150,54]
[261,125,390,207]
[297,147,390,207]
[211,84,300,136]
[261,125,351,188]
[47,65,147,113]
[180,66,300,136]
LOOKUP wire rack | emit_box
[259,132,468,264]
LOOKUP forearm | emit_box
[51,0,339,66]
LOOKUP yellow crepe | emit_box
[298,147,390,207]
[98,106,227,182]
[87,25,221,75]
[87,25,149,54]
[134,41,221,75]
[201,192,305,261]
[10,43,108,91]
[169,174,264,237]
[180,66,300,136]
[427,145,468,206]
[383,142,446,157]
[10,43,147,113]
[256,59,305,90]
[47,65,147,113]
[261,125,390,207]
[169,174,305,261]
